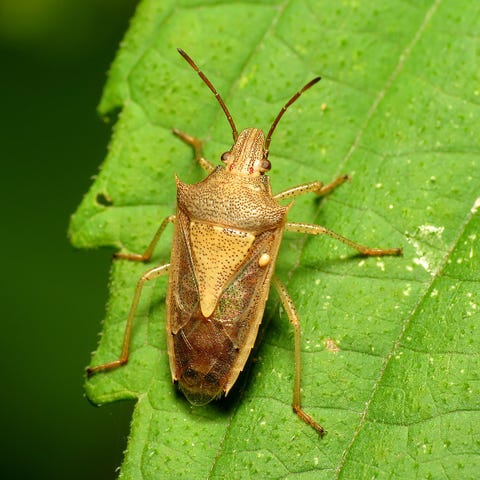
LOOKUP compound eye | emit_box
[221,151,231,163]
[260,158,271,172]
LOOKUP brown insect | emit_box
[87,48,402,435]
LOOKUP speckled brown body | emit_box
[166,131,289,404]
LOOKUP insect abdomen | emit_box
[174,312,238,405]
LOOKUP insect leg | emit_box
[172,128,215,173]
[86,263,170,376]
[272,275,325,436]
[285,222,402,256]
[274,174,349,201]
[115,215,176,262]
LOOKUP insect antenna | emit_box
[264,77,321,156]
[177,48,239,141]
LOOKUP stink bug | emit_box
[87,49,402,435]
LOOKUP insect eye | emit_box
[260,158,271,172]
[221,152,231,163]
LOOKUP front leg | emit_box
[173,128,215,173]
[274,174,349,201]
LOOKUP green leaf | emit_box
[70,0,480,478]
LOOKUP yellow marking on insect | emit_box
[258,253,271,267]
[190,221,255,317]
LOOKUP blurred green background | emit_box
[0,1,139,478]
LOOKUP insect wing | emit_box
[166,208,284,405]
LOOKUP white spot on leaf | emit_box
[470,197,480,214]
[405,225,446,275]
[403,284,412,296]
[325,338,340,353]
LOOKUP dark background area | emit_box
[0,1,138,478]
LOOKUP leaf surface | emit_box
[70,0,480,478]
